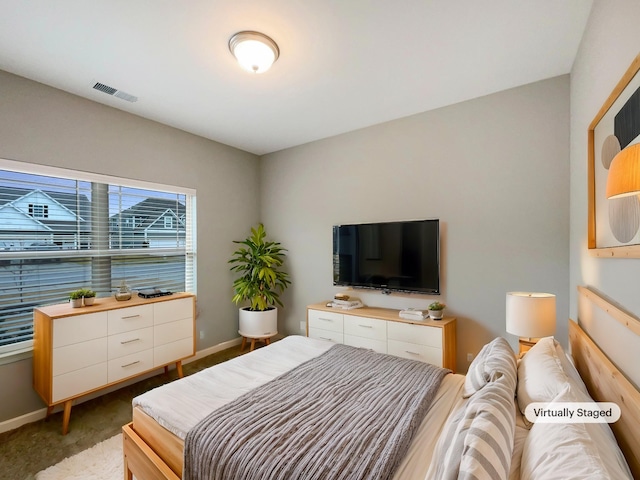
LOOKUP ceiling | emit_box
[0,1,593,156]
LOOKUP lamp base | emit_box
[518,337,540,355]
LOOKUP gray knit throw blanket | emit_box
[183,344,450,480]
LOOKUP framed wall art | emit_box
[588,53,640,257]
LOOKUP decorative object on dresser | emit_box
[329,296,364,309]
[399,308,427,321]
[229,223,290,351]
[307,303,456,371]
[428,301,446,320]
[68,288,96,308]
[115,281,132,301]
[32,292,195,435]
[505,291,556,354]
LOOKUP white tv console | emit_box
[306,303,456,371]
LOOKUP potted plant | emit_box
[229,224,291,340]
[69,288,96,307]
[81,288,97,306]
[428,301,446,320]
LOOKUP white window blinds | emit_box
[0,160,197,354]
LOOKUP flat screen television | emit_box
[333,219,440,295]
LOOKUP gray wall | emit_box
[569,0,640,383]
[0,70,260,422]
[261,76,570,372]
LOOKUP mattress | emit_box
[133,335,466,479]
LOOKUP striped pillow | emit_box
[463,336,517,397]
[430,337,517,480]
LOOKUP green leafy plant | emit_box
[69,288,96,299]
[428,301,446,311]
[229,224,291,311]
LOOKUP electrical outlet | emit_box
[199,330,205,340]
[467,353,474,362]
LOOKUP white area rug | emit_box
[35,434,122,480]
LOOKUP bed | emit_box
[122,288,640,480]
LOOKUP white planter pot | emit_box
[239,307,278,338]
[70,298,82,308]
[83,297,95,306]
[429,309,444,320]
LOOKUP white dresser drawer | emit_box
[344,315,387,341]
[53,337,108,376]
[52,362,107,402]
[154,337,194,367]
[344,335,387,354]
[108,348,154,383]
[108,327,154,360]
[154,317,192,347]
[53,312,108,348]
[108,305,153,335]
[387,322,442,349]
[308,327,344,344]
[387,339,443,366]
[154,297,193,326]
[308,309,343,333]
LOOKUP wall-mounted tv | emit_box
[333,219,440,295]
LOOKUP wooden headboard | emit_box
[570,287,640,479]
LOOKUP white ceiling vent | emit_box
[92,82,138,102]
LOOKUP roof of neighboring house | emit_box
[113,198,185,230]
[0,186,91,231]
[0,185,91,224]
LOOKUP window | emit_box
[164,216,174,229]
[28,203,48,218]
[0,159,197,355]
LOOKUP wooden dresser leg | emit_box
[175,361,184,379]
[61,400,72,435]
[45,405,54,418]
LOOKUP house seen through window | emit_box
[0,161,196,354]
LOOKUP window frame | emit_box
[0,158,197,360]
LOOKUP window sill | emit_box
[0,346,33,366]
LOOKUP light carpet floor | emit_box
[35,434,123,480]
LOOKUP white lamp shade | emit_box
[506,292,556,338]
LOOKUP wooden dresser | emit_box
[33,292,195,434]
[307,303,456,371]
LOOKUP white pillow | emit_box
[516,336,569,416]
[520,384,632,480]
[553,340,590,396]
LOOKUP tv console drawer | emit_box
[308,309,344,333]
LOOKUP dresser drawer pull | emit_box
[120,338,140,345]
[121,360,141,368]
[121,314,141,320]
[358,324,373,329]
[319,318,334,322]
[319,337,333,341]
[405,350,421,356]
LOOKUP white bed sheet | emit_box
[133,335,465,480]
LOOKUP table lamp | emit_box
[506,292,556,354]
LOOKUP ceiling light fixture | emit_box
[228,31,279,74]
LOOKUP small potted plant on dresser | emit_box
[428,301,446,320]
[69,288,96,307]
[229,224,291,348]
[69,290,84,308]
[81,288,96,306]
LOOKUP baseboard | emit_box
[0,408,49,434]
[0,336,244,434]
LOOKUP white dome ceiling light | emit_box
[228,31,280,74]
